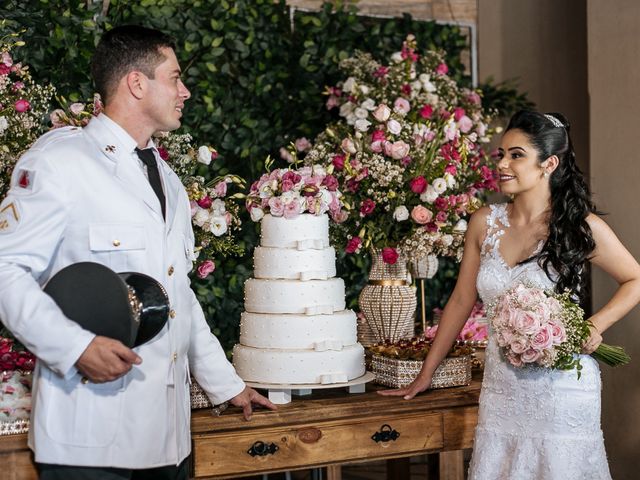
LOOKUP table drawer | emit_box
[193,412,443,478]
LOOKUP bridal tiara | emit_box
[544,114,564,128]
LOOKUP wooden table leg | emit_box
[326,464,342,480]
[439,450,465,480]
[387,457,410,480]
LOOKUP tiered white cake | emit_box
[233,214,365,385]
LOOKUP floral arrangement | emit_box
[297,35,498,263]
[428,301,488,342]
[369,337,473,361]
[0,26,56,199]
[491,283,629,375]
[0,335,35,372]
[245,158,345,222]
[51,97,245,280]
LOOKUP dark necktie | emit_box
[135,148,166,220]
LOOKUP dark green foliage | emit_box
[1,0,528,353]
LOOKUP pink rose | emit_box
[49,109,66,128]
[331,209,349,224]
[371,129,386,142]
[70,102,85,116]
[1,52,12,66]
[444,164,457,175]
[268,197,285,216]
[282,171,302,184]
[157,147,170,161]
[197,196,213,209]
[382,247,399,265]
[510,337,529,354]
[409,176,427,194]
[393,97,411,114]
[531,325,554,351]
[436,63,448,75]
[295,137,311,152]
[12,81,24,91]
[401,156,412,167]
[326,95,339,110]
[401,83,411,95]
[372,104,391,122]
[521,348,541,364]
[341,138,357,154]
[370,140,384,153]
[360,199,376,216]
[373,66,389,78]
[549,321,567,345]
[283,199,301,219]
[14,99,31,113]
[345,236,362,254]
[332,154,345,170]
[453,108,466,121]
[411,205,433,224]
[434,197,448,211]
[458,115,473,133]
[281,179,294,192]
[0,64,10,76]
[196,260,216,279]
[419,106,434,120]
[467,91,481,105]
[506,352,523,368]
[435,211,448,223]
[387,140,410,160]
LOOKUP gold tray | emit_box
[371,354,472,389]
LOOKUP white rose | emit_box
[420,185,439,204]
[411,80,422,92]
[361,98,376,111]
[193,208,210,227]
[342,77,356,93]
[372,104,391,122]
[441,234,454,247]
[424,81,437,93]
[393,206,409,222]
[209,216,228,236]
[354,107,369,119]
[346,113,357,125]
[387,119,402,135]
[432,177,447,194]
[360,85,370,95]
[212,198,226,215]
[391,52,403,63]
[454,219,468,232]
[250,207,265,222]
[355,119,371,132]
[198,146,212,165]
[419,73,431,84]
[444,172,457,189]
[312,164,327,176]
[0,116,7,134]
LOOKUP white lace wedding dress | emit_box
[468,203,611,479]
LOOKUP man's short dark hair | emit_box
[91,25,176,104]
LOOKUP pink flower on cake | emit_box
[283,199,302,219]
[381,247,399,264]
[196,260,216,279]
[268,197,285,216]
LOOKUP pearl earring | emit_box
[543,171,549,178]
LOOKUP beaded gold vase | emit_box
[358,250,416,344]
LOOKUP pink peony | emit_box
[14,99,31,112]
[411,205,433,224]
[196,260,216,279]
[409,176,428,194]
[382,247,399,265]
[345,236,362,254]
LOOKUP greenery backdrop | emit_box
[1,0,530,355]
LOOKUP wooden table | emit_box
[0,375,481,480]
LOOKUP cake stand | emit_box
[246,371,375,404]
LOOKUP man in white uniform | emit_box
[0,25,274,479]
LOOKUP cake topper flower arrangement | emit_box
[0,26,56,199]
[245,156,346,222]
[51,98,245,280]
[298,35,499,263]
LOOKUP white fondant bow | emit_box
[299,270,329,281]
[296,239,327,250]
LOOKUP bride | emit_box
[379,110,640,479]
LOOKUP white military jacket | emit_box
[0,114,245,468]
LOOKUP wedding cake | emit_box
[233,213,365,385]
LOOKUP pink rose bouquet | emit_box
[491,284,630,375]
[298,35,499,263]
[246,160,345,222]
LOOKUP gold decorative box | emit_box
[371,354,472,389]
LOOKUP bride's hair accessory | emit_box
[544,114,564,128]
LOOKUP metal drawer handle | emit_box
[247,440,279,457]
[371,424,400,443]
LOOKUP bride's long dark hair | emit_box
[506,110,596,299]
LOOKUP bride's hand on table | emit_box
[377,374,433,400]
